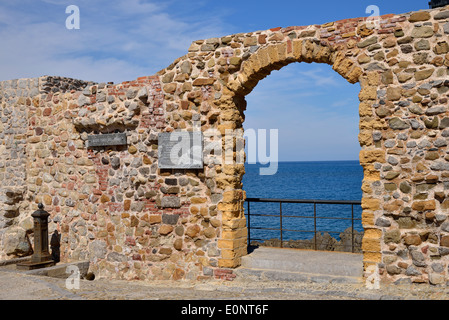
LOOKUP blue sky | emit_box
[0,0,431,161]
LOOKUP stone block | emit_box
[160,196,181,208]
[162,214,179,225]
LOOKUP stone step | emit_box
[234,267,363,284]
[239,247,363,280]
[0,258,90,280]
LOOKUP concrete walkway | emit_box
[1,267,449,301]
[1,248,449,301]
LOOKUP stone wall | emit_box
[0,78,37,257]
[2,5,449,286]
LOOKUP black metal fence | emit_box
[245,198,363,253]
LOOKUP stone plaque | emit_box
[87,133,127,148]
[158,132,203,169]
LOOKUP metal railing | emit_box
[245,198,362,253]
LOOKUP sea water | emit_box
[242,161,364,242]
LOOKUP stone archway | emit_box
[212,37,371,271]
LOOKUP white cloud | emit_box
[243,62,361,161]
[115,0,162,15]
[0,1,228,83]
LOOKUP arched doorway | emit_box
[242,61,363,253]
[214,38,377,275]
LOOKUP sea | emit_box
[242,160,364,243]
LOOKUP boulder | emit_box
[3,226,32,257]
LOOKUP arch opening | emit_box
[215,39,371,271]
[240,61,364,253]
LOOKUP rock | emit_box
[431,263,444,273]
[160,196,181,208]
[410,250,426,267]
[389,118,410,130]
[413,52,428,65]
[180,61,192,74]
[415,69,434,81]
[401,45,413,54]
[440,118,449,128]
[193,78,215,86]
[365,62,387,71]
[387,87,402,101]
[204,227,216,239]
[434,138,447,147]
[434,42,449,54]
[412,200,436,211]
[400,182,412,194]
[411,26,434,38]
[358,54,371,64]
[130,201,145,212]
[3,227,32,257]
[136,87,148,100]
[162,72,175,83]
[415,39,430,51]
[357,36,378,48]
[385,172,400,180]
[409,11,431,22]
[201,42,218,51]
[375,217,391,227]
[110,157,120,169]
[376,106,391,118]
[18,216,34,233]
[159,225,174,236]
[128,145,138,154]
[384,183,397,191]
[429,273,445,285]
[444,22,449,34]
[426,106,446,116]
[174,239,183,251]
[186,225,201,238]
[163,83,177,93]
[107,252,128,262]
[78,94,91,106]
[397,218,415,231]
[406,265,421,276]
[386,265,402,275]
[384,230,401,243]
[434,11,449,20]
[162,214,179,225]
[89,240,107,260]
[430,161,449,171]
[398,73,414,83]
[404,233,422,246]
[165,178,178,186]
[397,36,412,44]
[408,104,424,115]
[425,117,439,129]
[440,235,449,247]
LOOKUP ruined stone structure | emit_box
[2,5,449,286]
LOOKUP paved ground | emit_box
[1,267,449,301]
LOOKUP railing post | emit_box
[247,201,251,247]
[314,202,317,251]
[244,198,362,253]
[280,202,283,248]
[351,204,355,253]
